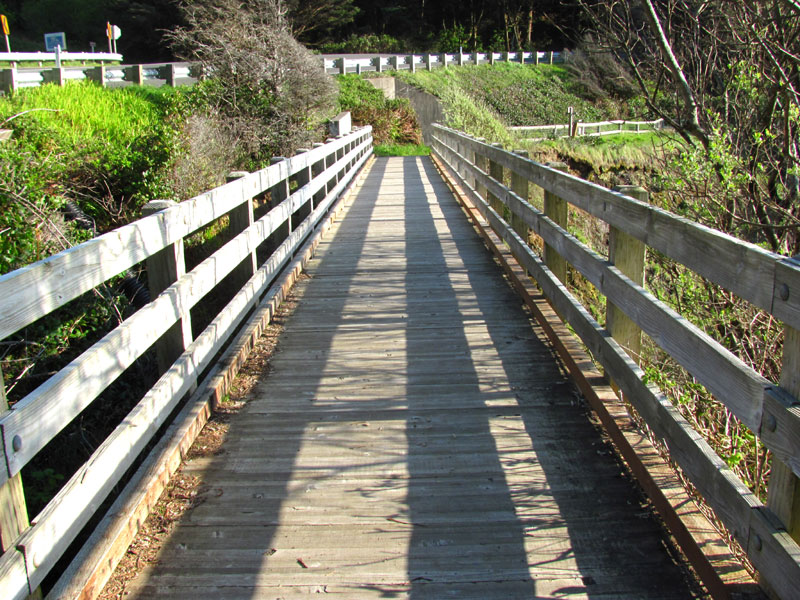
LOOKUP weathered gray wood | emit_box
[768,326,800,543]
[47,155,373,600]
[433,142,798,600]
[543,162,568,284]
[0,128,372,344]
[608,185,647,365]
[131,156,698,599]
[510,150,529,244]
[434,128,774,444]
[6,138,375,598]
[0,366,29,555]
[143,199,194,375]
[433,125,799,330]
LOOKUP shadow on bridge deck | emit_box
[122,156,701,599]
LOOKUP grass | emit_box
[374,143,431,156]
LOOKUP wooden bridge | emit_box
[0,125,799,599]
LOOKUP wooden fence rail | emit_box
[0,125,373,600]
[431,123,800,599]
[510,118,666,140]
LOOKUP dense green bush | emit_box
[320,33,407,54]
[337,75,422,145]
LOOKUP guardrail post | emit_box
[374,56,382,73]
[85,65,106,87]
[768,326,800,542]
[338,57,346,75]
[511,150,530,245]
[543,162,568,284]
[426,53,432,71]
[226,171,258,284]
[472,51,479,65]
[0,366,31,555]
[608,185,647,365]
[124,64,143,85]
[143,200,193,376]
[489,51,496,65]
[0,67,18,94]
[391,55,399,71]
[42,67,65,87]
[503,51,510,63]
[441,53,448,68]
[487,143,505,218]
[457,50,464,66]
[534,51,540,66]
[548,51,554,65]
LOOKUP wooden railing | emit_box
[431,123,800,599]
[322,50,567,75]
[0,126,373,599]
[510,118,665,140]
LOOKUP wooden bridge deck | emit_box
[125,157,699,598]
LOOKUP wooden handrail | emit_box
[0,125,373,600]
[431,123,800,599]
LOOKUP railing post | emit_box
[503,51,510,63]
[294,148,313,219]
[0,66,18,94]
[441,53,448,68]
[409,55,415,73]
[312,142,326,207]
[426,53,432,71]
[534,51,540,66]
[543,162,568,284]
[608,185,647,365]
[124,64,143,85]
[489,51,496,65]
[42,67,65,87]
[511,150,530,244]
[548,51,554,65]
[458,50,464,66]
[338,57,346,75]
[487,143,505,218]
[768,325,800,542]
[375,56,383,73]
[85,65,106,87]
[143,200,193,376]
[0,366,31,555]
[226,171,258,284]
[391,55,399,71]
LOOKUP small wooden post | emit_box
[474,138,488,203]
[143,200,193,375]
[768,325,800,542]
[294,148,313,218]
[543,162,568,284]
[0,366,31,554]
[511,150,530,244]
[487,143,505,218]
[608,185,647,365]
[226,171,258,284]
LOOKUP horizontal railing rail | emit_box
[431,123,800,599]
[0,51,122,64]
[0,125,373,599]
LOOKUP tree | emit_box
[285,0,359,45]
[169,0,337,160]
[575,0,800,253]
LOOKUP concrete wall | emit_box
[367,77,444,146]
[367,77,396,100]
[395,81,444,146]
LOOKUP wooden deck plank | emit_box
[128,157,699,598]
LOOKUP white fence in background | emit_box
[323,50,567,74]
[0,51,122,65]
[510,118,666,140]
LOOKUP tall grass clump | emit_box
[337,74,422,145]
